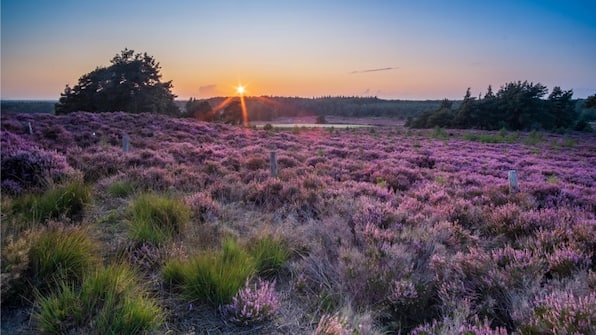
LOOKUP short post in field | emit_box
[122,133,130,152]
[270,151,278,177]
[27,122,33,134]
[508,170,518,193]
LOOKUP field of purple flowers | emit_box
[1,111,595,334]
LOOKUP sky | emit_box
[2,0,596,100]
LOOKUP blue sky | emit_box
[2,0,595,100]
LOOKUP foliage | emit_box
[1,131,75,195]
[11,181,92,223]
[106,180,136,197]
[248,236,290,277]
[55,48,178,115]
[128,193,190,244]
[520,290,595,335]
[162,238,256,305]
[409,81,581,131]
[34,263,162,334]
[182,97,213,120]
[1,111,595,334]
[1,224,99,304]
[221,278,280,326]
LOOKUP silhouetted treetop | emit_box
[55,49,178,115]
[407,81,585,131]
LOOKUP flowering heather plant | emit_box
[313,313,353,335]
[546,245,591,277]
[411,318,508,335]
[522,290,595,334]
[184,191,221,222]
[221,278,280,326]
[389,279,419,307]
[1,131,74,194]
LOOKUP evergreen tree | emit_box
[55,49,178,115]
[547,86,575,129]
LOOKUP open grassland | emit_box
[1,112,595,334]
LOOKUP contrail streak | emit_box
[350,67,398,74]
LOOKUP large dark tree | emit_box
[55,49,178,115]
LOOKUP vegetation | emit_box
[162,239,257,305]
[11,181,92,223]
[55,49,178,115]
[35,263,162,334]
[1,111,594,334]
[408,81,589,131]
[127,193,190,245]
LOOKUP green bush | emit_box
[35,263,162,334]
[11,181,92,223]
[128,193,190,244]
[28,225,99,291]
[248,236,290,277]
[163,238,256,305]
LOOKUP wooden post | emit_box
[122,134,130,152]
[27,122,33,135]
[270,151,278,177]
[508,170,518,193]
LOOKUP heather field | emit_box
[1,112,595,334]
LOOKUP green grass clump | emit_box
[35,263,162,335]
[248,236,290,277]
[11,181,92,223]
[106,180,136,197]
[28,225,99,291]
[163,239,256,305]
[128,193,191,245]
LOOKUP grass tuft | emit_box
[128,193,191,244]
[35,263,162,334]
[11,181,92,223]
[106,180,136,197]
[248,236,290,277]
[28,224,99,292]
[163,238,256,305]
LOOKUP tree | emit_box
[547,86,575,129]
[495,81,547,130]
[585,93,596,109]
[182,98,213,120]
[55,49,178,115]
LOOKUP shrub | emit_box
[221,278,280,326]
[1,131,75,195]
[162,238,256,305]
[521,290,595,335]
[128,193,190,244]
[411,318,508,335]
[11,181,92,223]
[248,236,290,277]
[35,263,162,334]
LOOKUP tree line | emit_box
[406,81,594,131]
[51,49,595,131]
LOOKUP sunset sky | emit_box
[2,0,595,100]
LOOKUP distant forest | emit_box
[3,93,594,130]
[198,96,447,121]
[2,97,445,121]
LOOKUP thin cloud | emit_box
[350,67,398,74]
[199,84,217,96]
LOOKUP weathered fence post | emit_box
[27,122,33,135]
[270,151,278,177]
[122,134,130,152]
[508,170,518,193]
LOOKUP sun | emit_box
[236,85,245,95]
